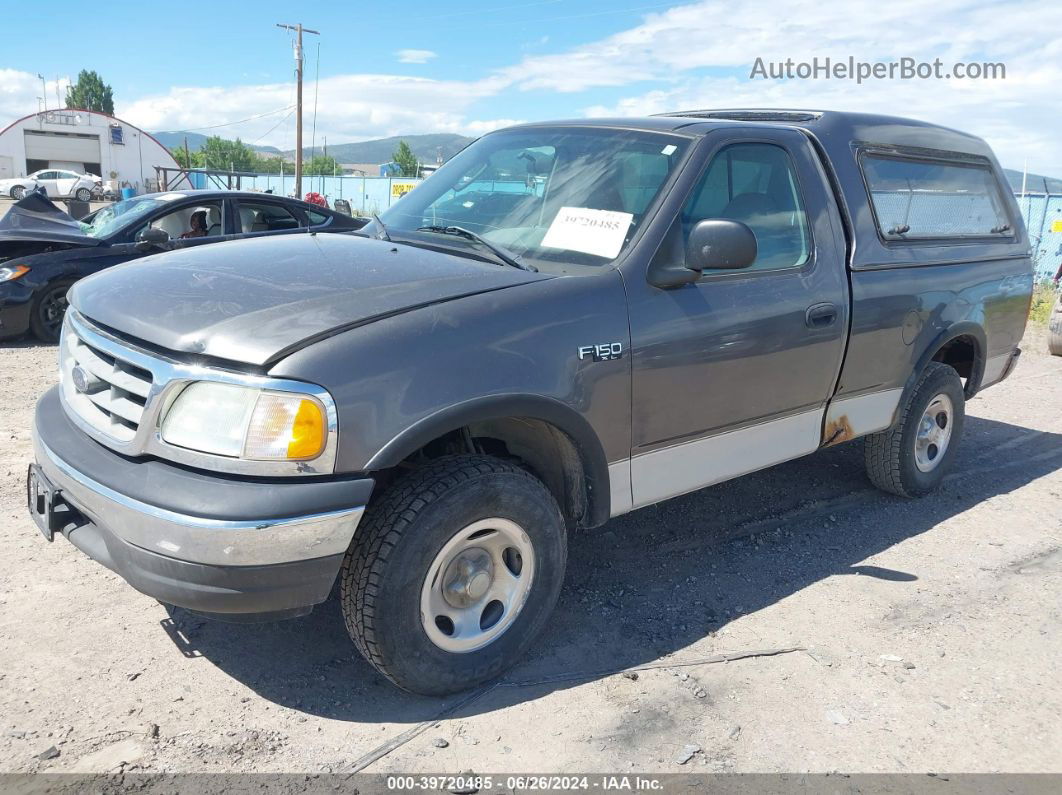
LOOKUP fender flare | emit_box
[365,394,612,527]
[894,322,987,425]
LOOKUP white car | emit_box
[0,169,100,202]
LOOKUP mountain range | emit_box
[151,131,281,155]
[151,131,474,165]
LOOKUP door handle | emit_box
[805,302,838,329]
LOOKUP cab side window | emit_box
[683,143,810,271]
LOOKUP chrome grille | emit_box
[57,309,339,476]
[60,319,154,441]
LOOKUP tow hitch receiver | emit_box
[26,464,63,541]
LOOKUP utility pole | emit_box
[276,22,319,199]
[183,136,192,171]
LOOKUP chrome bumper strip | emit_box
[35,435,364,567]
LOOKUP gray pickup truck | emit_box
[27,110,1032,695]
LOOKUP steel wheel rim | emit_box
[914,393,954,472]
[420,517,535,654]
[40,288,69,335]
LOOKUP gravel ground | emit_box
[0,324,1059,775]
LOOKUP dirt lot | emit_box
[0,325,1059,775]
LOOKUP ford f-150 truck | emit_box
[27,110,1032,695]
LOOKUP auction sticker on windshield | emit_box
[542,206,634,259]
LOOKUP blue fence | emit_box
[1019,193,1062,279]
[237,174,424,216]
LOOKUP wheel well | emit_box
[931,335,979,396]
[388,417,591,529]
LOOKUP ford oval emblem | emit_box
[71,365,91,393]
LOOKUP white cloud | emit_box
[395,49,437,64]
[0,70,70,121]
[115,73,509,149]
[520,0,1061,173]
[1,0,1055,173]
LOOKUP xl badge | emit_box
[578,343,623,362]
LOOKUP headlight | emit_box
[0,264,30,282]
[161,382,328,461]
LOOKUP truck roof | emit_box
[511,109,995,160]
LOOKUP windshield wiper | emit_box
[371,213,392,242]
[416,225,537,272]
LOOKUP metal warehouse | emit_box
[0,109,183,194]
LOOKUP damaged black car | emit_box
[0,189,366,342]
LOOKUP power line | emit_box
[310,41,320,161]
[179,105,295,132]
[250,106,296,146]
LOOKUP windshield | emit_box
[79,196,174,239]
[373,127,689,272]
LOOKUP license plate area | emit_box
[27,464,61,541]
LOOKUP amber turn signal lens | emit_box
[243,393,327,460]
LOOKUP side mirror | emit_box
[685,219,757,273]
[135,227,170,252]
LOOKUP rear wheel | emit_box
[864,362,965,497]
[10,185,25,200]
[29,281,74,343]
[75,187,92,203]
[1049,294,1062,356]
[340,455,567,696]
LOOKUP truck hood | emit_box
[71,232,551,366]
[0,190,101,247]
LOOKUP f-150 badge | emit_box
[578,343,623,362]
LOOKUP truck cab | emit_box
[27,110,1032,695]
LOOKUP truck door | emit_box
[624,128,849,509]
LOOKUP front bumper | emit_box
[0,282,33,339]
[31,386,373,619]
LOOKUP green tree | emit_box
[199,136,261,172]
[304,154,340,176]
[256,155,289,174]
[65,70,115,115]
[393,140,419,177]
[171,147,204,169]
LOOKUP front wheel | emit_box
[29,281,75,343]
[340,455,567,696]
[864,362,965,497]
[1049,294,1062,356]
[75,187,92,202]
[10,185,25,200]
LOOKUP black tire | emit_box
[864,362,965,497]
[75,187,92,202]
[1049,294,1062,357]
[29,281,74,343]
[10,185,25,200]
[340,455,567,696]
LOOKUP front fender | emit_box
[269,270,633,526]
[367,392,612,525]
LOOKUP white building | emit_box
[0,109,185,193]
